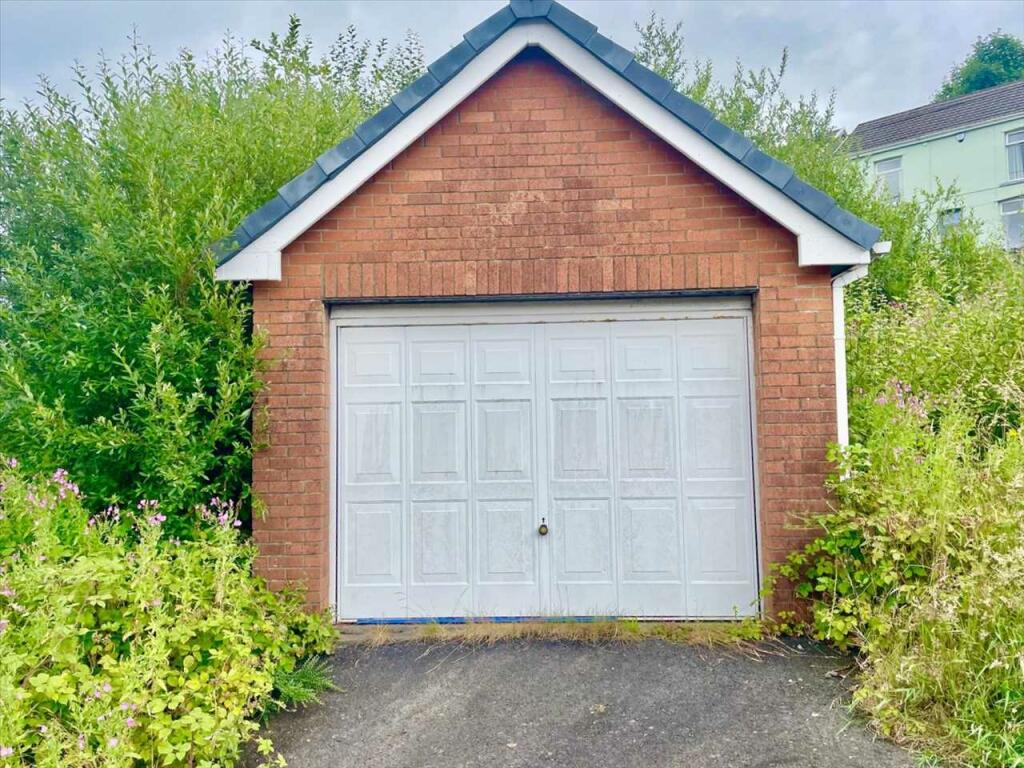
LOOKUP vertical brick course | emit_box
[252,52,836,615]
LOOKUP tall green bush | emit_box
[0,19,422,534]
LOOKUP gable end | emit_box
[215,2,879,280]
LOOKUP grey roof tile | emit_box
[510,0,552,17]
[217,0,878,268]
[850,80,1024,152]
[354,103,403,146]
[239,195,289,240]
[392,72,442,114]
[622,60,672,102]
[741,149,794,190]
[428,40,476,82]
[661,91,713,132]
[585,32,633,72]
[783,176,836,220]
[316,135,367,178]
[546,2,597,44]
[824,206,880,249]
[465,6,517,50]
[509,0,532,16]
[701,118,754,161]
[278,163,328,207]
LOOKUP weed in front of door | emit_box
[338,617,769,650]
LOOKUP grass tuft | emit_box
[270,656,336,712]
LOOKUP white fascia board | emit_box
[217,22,868,281]
[215,249,280,281]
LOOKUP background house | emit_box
[850,81,1024,248]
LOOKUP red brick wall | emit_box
[251,52,836,615]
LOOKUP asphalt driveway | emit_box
[255,639,915,768]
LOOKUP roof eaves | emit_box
[215,0,879,267]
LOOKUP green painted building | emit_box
[850,81,1024,248]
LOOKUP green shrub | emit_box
[778,394,1024,766]
[780,394,1022,644]
[0,19,422,534]
[0,460,336,766]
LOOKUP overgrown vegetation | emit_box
[0,461,337,766]
[637,13,1024,767]
[0,18,423,535]
[0,16,421,766]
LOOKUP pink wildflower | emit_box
[0,746,13,757]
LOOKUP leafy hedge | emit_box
[0,19,422,535]
[0,461,336,766]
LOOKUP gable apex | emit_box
[215,2,878,280]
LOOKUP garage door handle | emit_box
[538,518,549,536]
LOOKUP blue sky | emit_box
[2,0,1022,130]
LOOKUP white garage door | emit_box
[333,300,758,620]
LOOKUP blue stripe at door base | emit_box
[351,616,622,625]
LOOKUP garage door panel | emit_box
[550,498,616,615]
[345,502,402,586]
[550,399,609,481]
[411,401,467,487]
[345,403,402,487]
[343,328,404,393]
[619,498,682,582]
[411,501,468,584]
[548,333,609,387]
[552,499,613,582]
[409,338,467,386]
[678,320,746,398]
[685,399,747,477]
[685,498,747,576]
[684,496,757,617]
[472,330,533,386]
[614,329,674,383]
[477,500,536,582]
[475,400,534,488]
[617,398,677,479]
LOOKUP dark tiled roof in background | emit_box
[850,80,1024,153]
[215,0,880,266]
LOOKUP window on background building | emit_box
[874,157,902,202]
[1007,130,1024,182]
[1001,197,1023,250]
[938,208,962,235]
